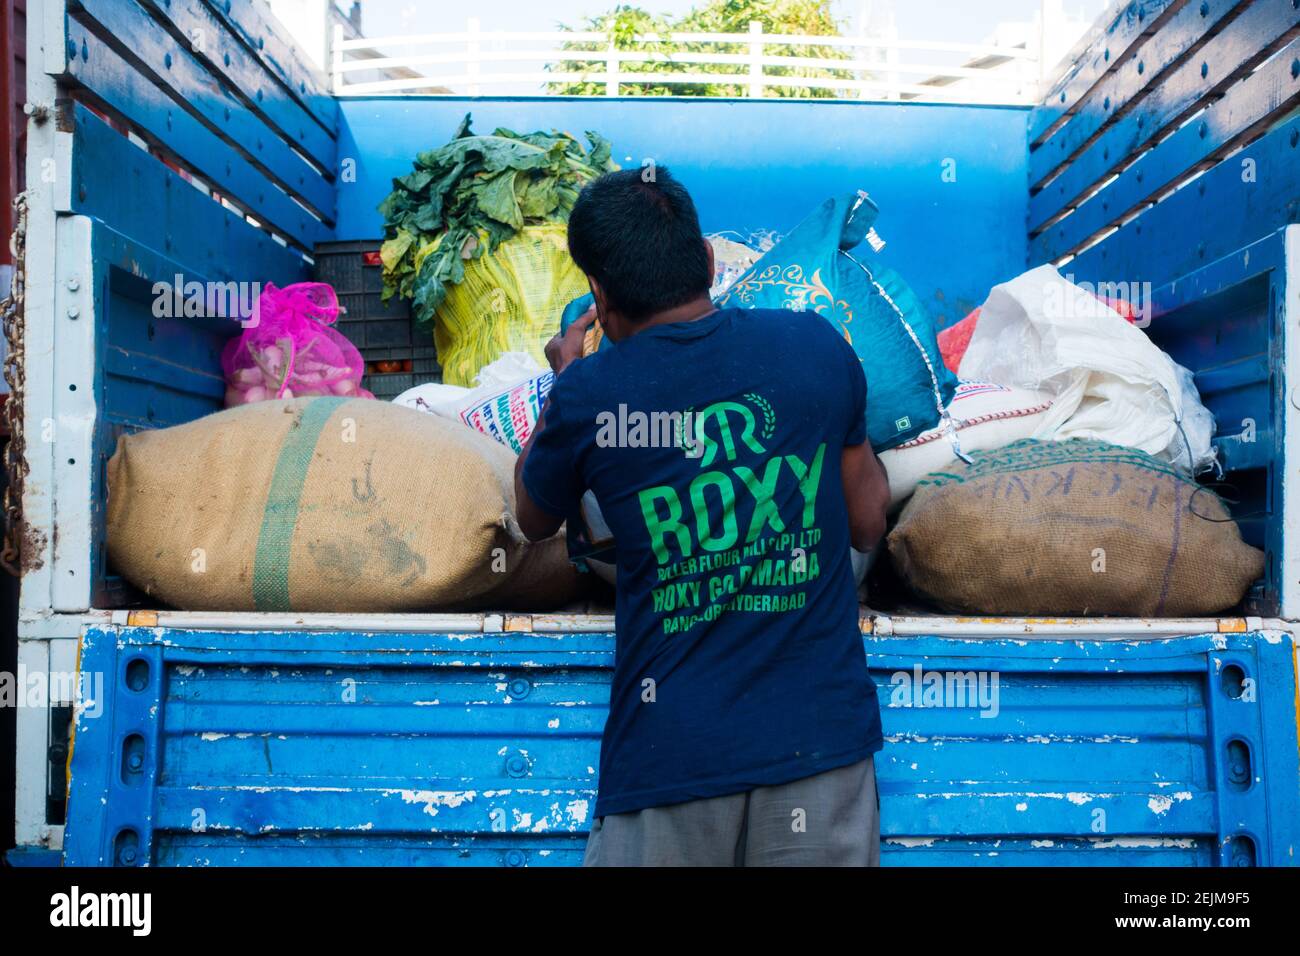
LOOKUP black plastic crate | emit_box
[313,240,442,398]
[314,239,413,327]
[314,240,389,299]
[361,345,440,399]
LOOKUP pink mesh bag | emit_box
[221,282,374,406]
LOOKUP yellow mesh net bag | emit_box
[424,222,589,386]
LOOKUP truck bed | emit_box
[12,0,1300,865]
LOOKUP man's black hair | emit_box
[567,167,712,321]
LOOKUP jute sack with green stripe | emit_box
[887,438,1264,616]
[106,397,581,611]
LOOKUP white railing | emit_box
[330,19,1041,104]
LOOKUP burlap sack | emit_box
[458,535,588,611]
[107,397,578,612]
[887,439,1264,616]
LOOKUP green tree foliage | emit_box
[549,0,858,98]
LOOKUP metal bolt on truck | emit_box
[4,0,1300,867]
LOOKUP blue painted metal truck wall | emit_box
[336,97,1030,330]
[47,0,340,607]
[1116,230,1290,615]
[1026,0,1300,618]
[62,625,1300,866]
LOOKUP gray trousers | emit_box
[583,756,880,867]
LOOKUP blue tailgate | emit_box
[63,622,1300,866]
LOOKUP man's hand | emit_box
[545,307,597,374]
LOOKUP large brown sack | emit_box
[456,535,588,611]
[107,397,578,612]
[887,439,1264,616]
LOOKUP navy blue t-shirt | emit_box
[523,307,883,817]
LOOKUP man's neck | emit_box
[634,296,717,333]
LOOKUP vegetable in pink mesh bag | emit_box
[221,282,374,406]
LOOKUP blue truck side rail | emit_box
[1025,0,1300,621]
[14,0,1300,864]
[62,620,1300,866]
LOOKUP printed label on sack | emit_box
[950,380,1010,401]
[459,372,555,454]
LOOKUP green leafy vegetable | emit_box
[378,114,618,321]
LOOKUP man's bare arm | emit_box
[512,309,598,542]
[841,442,889,552]
[514,409,565,542]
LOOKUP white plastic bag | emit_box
[957,265,1217,474]
[879,380,1055,509]
[391,382,473,418]
[472,351,545,390]
[705,233,763,298]
[392,352,552,453]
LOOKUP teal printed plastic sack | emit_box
[717,192,958,450]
